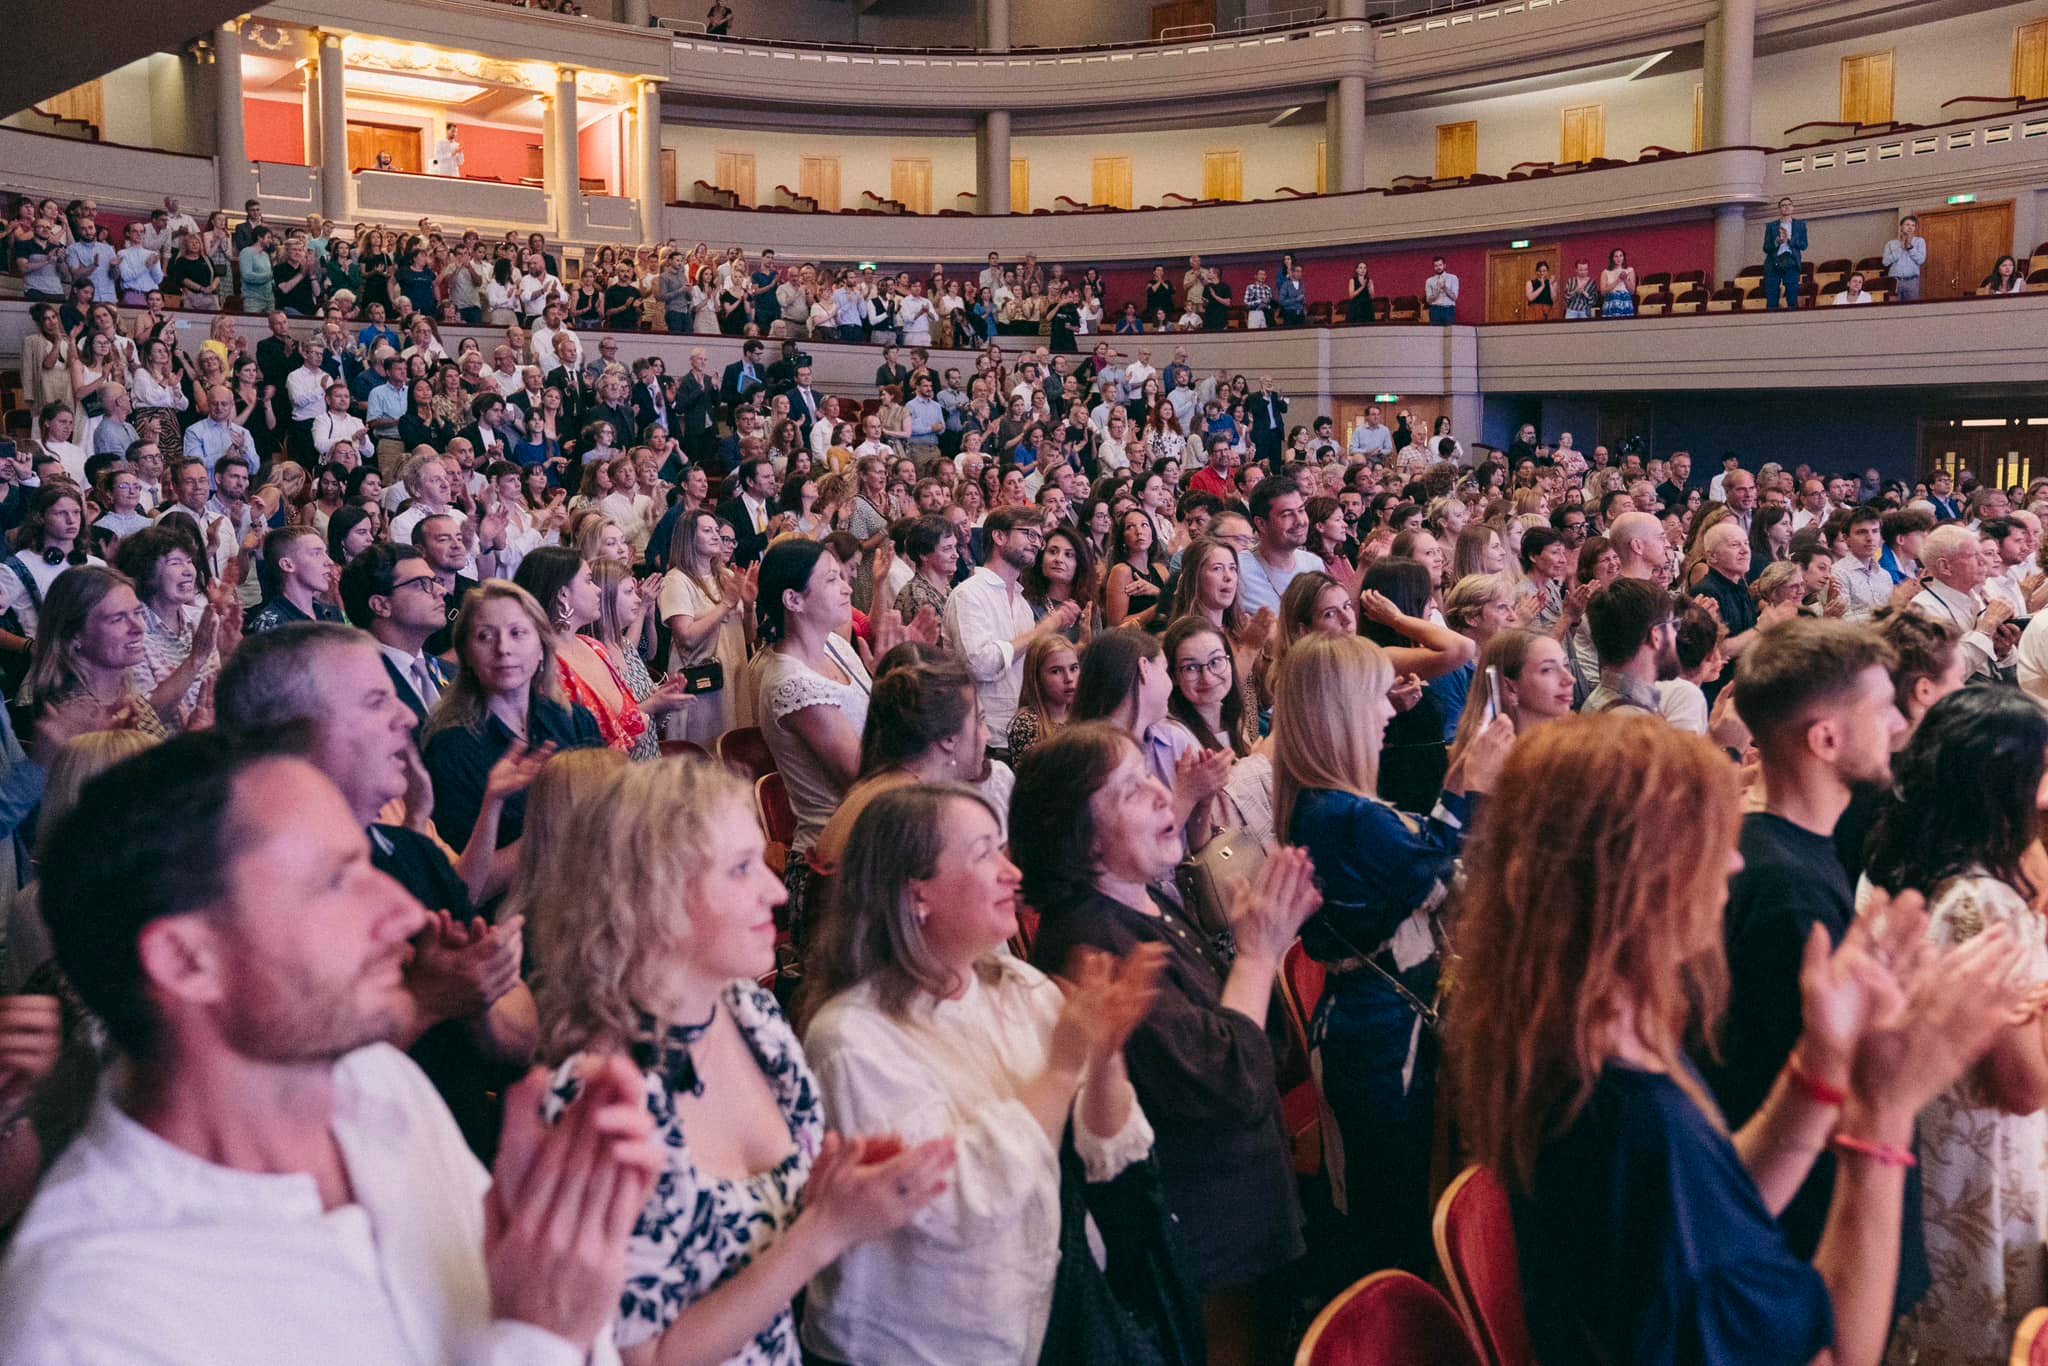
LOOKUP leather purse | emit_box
[1174,827,1267,940]
[676,661,724,694]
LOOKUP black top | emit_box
[1514,1062,1833,1366]
[1688,569,1757,702]
[1699,813,1927,1311]
[1030,887,1302,1289]
[369,822,524,1162]
[421,697,602,851]
[424,573,478,658]
[244,595,343,635]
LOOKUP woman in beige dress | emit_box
[659,506,754,744]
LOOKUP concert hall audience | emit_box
[2,224,2047,1364]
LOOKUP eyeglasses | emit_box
[391,574,445,596]
[1175,655,1231,680]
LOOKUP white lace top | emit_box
[754,635,871,853]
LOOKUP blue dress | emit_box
[1602,287,1637,318]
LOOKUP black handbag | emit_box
[676,661,724,694]
[1037,1122,1206,1366]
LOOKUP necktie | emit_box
[412,657,439,708]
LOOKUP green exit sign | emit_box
[1509,239,1531,249]
[1947,193,1976,205]
[1374,393,1400,403]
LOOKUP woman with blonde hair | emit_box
[527,755,952,1366]
[798,783,1170,1365]
[506,746,627,972]
[1450,715,2023,1366]
[1272,631,1512,1276]
[573,513,632,568]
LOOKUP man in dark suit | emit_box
[720,339,767,415]
[338,544,454,731]
[1762,196,1808,310]
[716,456,783,569]
[632,359,675,442]
[785,365,823,429]
[1249,376,1289,466]
[457,392,513,466]
[675,349,721,469]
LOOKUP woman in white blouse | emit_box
[753,539,873,922]
[799,783,1164,1366]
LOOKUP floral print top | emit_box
[544,981,823,1361]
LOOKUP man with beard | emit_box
[941,505,1079,755]
[0,728,654,1362]
[1582,578,1680,716]
[1704,620,1925,1309]
[1235,477,1323,617]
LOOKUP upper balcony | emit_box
[258,0,671,75]
[661,20,1371,112]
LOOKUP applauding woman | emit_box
[799,784,1168,1366]
[526,755,952,1366]
[1453,714,2025,1366]
[1014,723,1319,1365]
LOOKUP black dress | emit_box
[1345,278,1376,325]
[1031,888,1304,1290]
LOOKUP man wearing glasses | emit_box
[340,544,452,728]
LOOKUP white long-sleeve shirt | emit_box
[1829,553,1894,621]
[941,565,1035,734]
[0,1044,616,1366]
[1914,579,2009,679]
[801,962,1153,1366]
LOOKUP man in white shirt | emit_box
[516,254,563,323]
[851,414,894,462]
[389,455,467,550]
[1789,478,1832,533]
[1912,523,2016,680]
[942,506,1078,745]
[810,395,843,462]
[310,382,368,459]
[897,279,936,348]
[527,302,582,380]
[1981,515,2040,620]
[430,124,466,177]
[1235,477,1325,616]
[0,731,653,1366]
[1828,507,1894,621]
[285,340,331,428]
[1423,256,1460,324]
[1123,349,1157,398]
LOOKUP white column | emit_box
[317,34,349,221]
[981,0,1010,52]
[1704,0,1755,147]
[1712,204,1748,290]
[621,0,649,25]
[636,79,663,241]
[299,32,321,176]
[1333,75,1366,193]
[977,110,1011,215]
[215,20,251,210]
[554,68,581,238]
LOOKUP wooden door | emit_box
[1010,158,1030,213]
[1151,0,1213,37]
[347,122,422,173]
[1202,150,1243,201]
[714,150,756,205]
[1486,246,1561,323]
[2017,19,2048,101]
[1092,156,1133,209]
[889,158,933,214]
[1596,398,1655,457]
[1561,104,1605,163]
[1435,121,1477,179]
[1840,51,1895,124]
[798,155,841,211]
[1919,421,2046,490]
[1917,201,2015,299]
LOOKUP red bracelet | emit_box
[1787,1059,1849,1107]
[1830,1134,1917,1168]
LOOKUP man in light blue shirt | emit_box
[365,355,411,447]
[1882,215,1927,302]
[905,377,946,454]
[1348,404,1395,461]
[65,226,116,302]
[183,386,257,483]
[1235,477,1323,616]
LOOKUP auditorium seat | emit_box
[1434,1167,1536,1366]
[1711,286,1745,312]
[1387,295,1421,322]
[1733,264,1764,294]
[1296,1272,1482,1366]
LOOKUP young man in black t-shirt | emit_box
[1705,618,1926,1307]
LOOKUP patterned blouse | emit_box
[556,638,650,756]
[544,981,823,1362]
[893,573,950,623]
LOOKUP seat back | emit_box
[1296,1271,1483,1366]
[756,771,796,876]
[716,725,777,782]
[1280,941,1325,1053]
[1434,1167,1537,1366]
[658,738,708,759]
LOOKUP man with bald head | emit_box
[1691,519,1797,670]
[181,384,256,485]
[1913,523,2018,680]
[1607,511,1671,585]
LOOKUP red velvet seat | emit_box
[715,725,776,782]
[1434,1166,1537,1366]
[1295,1271,1483,1366]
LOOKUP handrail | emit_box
[668,10,1335,59]
[1233,6,1323,29]
[1157,22,1217,40]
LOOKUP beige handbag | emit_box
[1174,825,1268,940]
